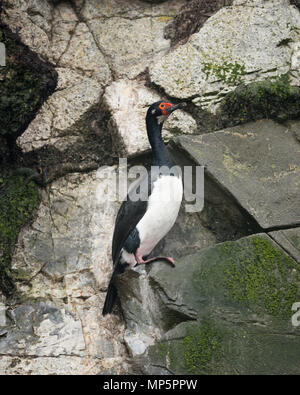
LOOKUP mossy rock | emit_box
[148,320,223,375]
[221,236,300,319]
[203,60,246,86]
[218,74,300,126]
[134,234,300,374]
[0,24,56,296]
[148,233,300,321]
[269,228,300,265]
[0,173,40,296]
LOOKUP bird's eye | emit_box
[159,103,165,109]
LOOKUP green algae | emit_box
[148,321,223,375]
[219,74,300,125]
[222,236,300,319]
[0,174,40,296]
[183,321,222,374]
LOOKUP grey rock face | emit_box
[122,234,300,374]
[0,301,85,357]
[3,0,194,170]
[0,22,58,142]
[269,228,300,264]
[171,120,300,230]
[87,17,170,80]
[0,169,128,374]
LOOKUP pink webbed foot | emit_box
[135,253,175,267]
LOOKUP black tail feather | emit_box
[102,280,118,316]
[102,262,128,316]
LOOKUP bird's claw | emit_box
[135,254,175,267]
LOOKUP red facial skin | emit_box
[158,102,173,115]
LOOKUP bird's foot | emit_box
[135,253,175,267]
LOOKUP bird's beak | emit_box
[165,102,187,115]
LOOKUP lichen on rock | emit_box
[0,174,40,297]
[222,236,300,319]
[150,0,300,120]
[218,74,300,126]
[135,234,300,374]
[148,320,223,375]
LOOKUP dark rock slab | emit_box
[269,227,300,264]
[171,120,300,230]
[118,234,300,374]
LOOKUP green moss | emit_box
[203,61,246,86]
[222,236,300,318]
[148,322,223,375]
[219,74,300,125]
[0,174,40,296]
[183,321,222,374]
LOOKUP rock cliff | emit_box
[0,0,300,374]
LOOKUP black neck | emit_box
[146,116,173,167]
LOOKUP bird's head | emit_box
[146,100,187,125]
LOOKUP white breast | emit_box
[136,175,183,257]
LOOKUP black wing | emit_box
[103,175,150,317]
[111,172,151,264]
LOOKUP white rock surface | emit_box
[2,0,53,60]
[17,68,103,152]
[150,0,300,112]
[57,22,111,84]
[124,330,157,357]
[80,0,187,79]
[9,0,191,157]
[78,0,186,20]
[103,79,197,156]
[0,168,128,374]
[87,17,171,79]
[0,355,103,375]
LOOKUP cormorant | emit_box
[102,101,186,315]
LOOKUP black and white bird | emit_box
[102,101,186,316]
